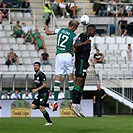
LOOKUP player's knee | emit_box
[39,105,45,112]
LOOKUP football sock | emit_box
[42,110,52,123]
[77,91,83,104]
[54,80,60,102]
[68,80,74,101]
[73,86,83,104]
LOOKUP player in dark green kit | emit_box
[71,25,96,117]
[31,62,53,125]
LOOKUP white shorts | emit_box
[55,53,74,75]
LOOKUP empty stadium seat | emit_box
[29,51,38,58]
[6,31,13,37]
[3,25,12,31]
[108,56,117,64]
[111,64,120,70]
[17,38,24,44]
[94,64,103,74]
[116,36,126,44]
[1,38,8,43]
[15,12,23,19]
[25,65,34,72]
[120,64,129,70]
[128,63,133,70]
[21,51,30,58]
[103,64,111,70]
[108,44,118,50]
[119,44,127,50]
[19,45,27,51]
[10,44,19,50]
[8,38,16,44]
[10,12,15,18]
[27,45,35,51]
[1,31,6,37]
[94,36,105,44]
[2,44,10,51]
[1,65,9,71]
[105,36,115,44]
[23,57,32,65]
[0,51,4,57]
[106,50,114,57]
[23,13,31,18]
[114,50,121,57]
[9,65,17,72]
[108,70,115,79]
[17,65,26,72]
[115,70,124,79]
[125,36,133,44]
[124,70,132,79]
[97,43,108,50]
[42,65,52,72]
[0,57,5,64]
[117,57,125,64]
[32,57,40,64]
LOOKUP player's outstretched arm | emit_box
[74,39,91,48]
[45,25,55,35]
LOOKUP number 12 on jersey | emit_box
[57,33,69,48]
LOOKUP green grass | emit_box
[0,116,133,133]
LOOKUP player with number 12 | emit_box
[45,20,80,111]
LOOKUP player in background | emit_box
[44,20,80,111]
[31,62,53,125]
[72,25,96,117]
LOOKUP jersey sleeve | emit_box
[54,28,61,34]
[41,73,46,83]
[73,36,78,45]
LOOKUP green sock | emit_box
[73,85,83,92]
[54,80,60,102]
[68,80,74,100]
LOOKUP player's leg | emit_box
[31,98,39,110]
[67,74,74,106]
[53,54,65,111]
[39,92,52,125]
[53,75,61,111]
[66,54,75,107]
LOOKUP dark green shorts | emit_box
[75,59,89,78]
[32,92,49,108]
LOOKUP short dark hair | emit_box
[87,24,96,30]
[128,44,131,46]
[34,62,41,67]
[17,21,20,23]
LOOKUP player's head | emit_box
[86,24,96,37]
[34,62,41,72]
[68,20,80,32]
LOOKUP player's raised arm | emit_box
[74,38,91,49]
[44,25,55,35]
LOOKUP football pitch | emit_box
[0,116,132,133]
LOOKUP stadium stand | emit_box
[0,0,132,112]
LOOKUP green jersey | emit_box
[25,32,34,41]
[13,25,22,34]
[54,28,77,56]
